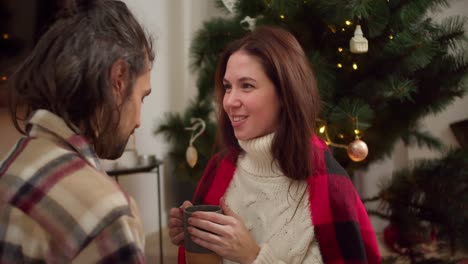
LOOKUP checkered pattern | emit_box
[0,110,145,263]
[178,136,380,264]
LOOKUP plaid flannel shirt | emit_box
[178,135,380,264]
[0,110,145,263]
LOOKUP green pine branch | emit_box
[375,149,468,253]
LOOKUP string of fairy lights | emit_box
[1,32,10,84]
[324,19,370,162]
[229,0,400,163]
[274,12,373,162]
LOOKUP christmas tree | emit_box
[368,149,468,263]
[156,0,468,182]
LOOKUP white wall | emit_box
[119,0,221,236]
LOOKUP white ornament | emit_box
[185,145,198,168]
[240,16,257,31]
[350,25,368,54]
[222,0,238,14]
[184,118,206,168]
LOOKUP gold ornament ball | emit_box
[347,139,368,162]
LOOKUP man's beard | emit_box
[95,132,130,160]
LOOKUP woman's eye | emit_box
[243,83,254,89]
[223,84,232,91]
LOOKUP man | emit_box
[0,0,154,262]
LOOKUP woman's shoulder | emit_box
[309,134,349,179]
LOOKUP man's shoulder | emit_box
[1,136,76,176]
[1,137,132,258]
[2,135,131,214]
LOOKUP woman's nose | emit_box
[224,89,242,108]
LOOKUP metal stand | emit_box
[154,162,164,264]
[107,159,164,264]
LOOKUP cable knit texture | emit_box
[223,133,323,264]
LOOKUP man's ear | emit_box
[110,60,129,105]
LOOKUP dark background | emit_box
[0,0,58,106]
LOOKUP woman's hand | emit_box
[168,200,193,246]
[188,199,260,264]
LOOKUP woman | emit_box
[169,26,380,264]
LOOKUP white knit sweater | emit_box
[223,133,323,264]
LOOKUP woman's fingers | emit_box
[191,211,234,225]
[168,215,183,227]
[169,207,182,218]
[170,229,185,245]
[169,226,183,237]
[168,203,189,246]
[188,226,226,255]
[190,234,224,254]
[168,222,185,246]
[188,226,223,244]
[180,200,193,209]
[189,211,239,239]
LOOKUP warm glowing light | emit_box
[337,63,343,68]
[345,20,352,26]
[280,14,285,19]
[338,47,343,52]
[352,63,358,70]
[341,28,345,32]
[2,33,9,39]
[338,134,344,139]
[354,129,361,135]
[319,125,326,134]
[1,76,7,81]
[389,34,394,40]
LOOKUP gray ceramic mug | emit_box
[183,205,223,253]
[183,205,223,264]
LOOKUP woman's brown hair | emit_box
[9,0,154,154]
[214,26,321,180]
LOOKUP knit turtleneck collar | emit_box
[237,133,284,177]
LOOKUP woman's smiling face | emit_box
[222,51,281,141]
